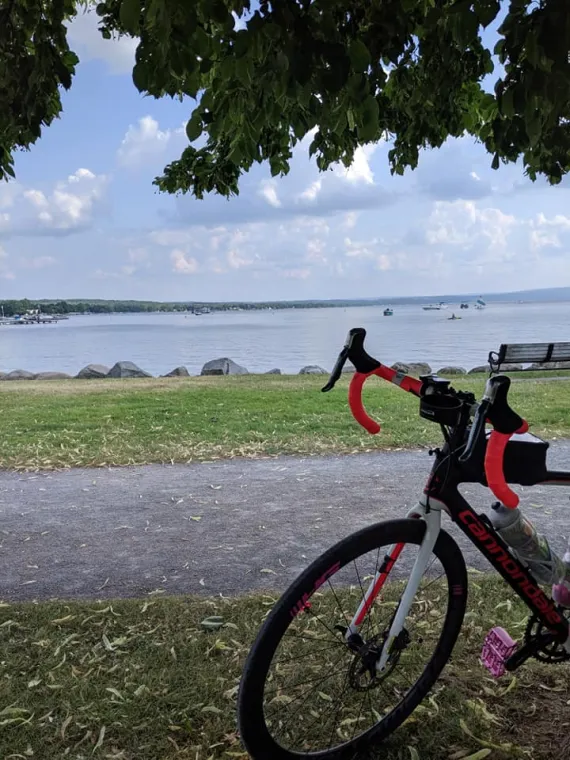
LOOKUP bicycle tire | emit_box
[238,518,468,760]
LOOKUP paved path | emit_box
[1,444,570,602]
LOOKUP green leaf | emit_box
[475,0,500,28]
[349,40,371,73]
[491,152,500,170]
[500,88,515,118]
[186,113,203,142]
[357,95,379,141]
[132,62,148,91]
[119,0,141,34]
[210,0,229,25]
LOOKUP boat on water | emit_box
[460,303,469,309]
[383,307,393,316]
[474,297,486,310]
[423,301,448,311]
[448,313,462,320]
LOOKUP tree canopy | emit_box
[2,0,569,197]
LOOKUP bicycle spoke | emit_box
[255,531,456,757]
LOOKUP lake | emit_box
[2,302,570,376]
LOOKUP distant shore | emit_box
[3,287,570,318]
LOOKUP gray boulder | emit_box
[299,365,328,375]
[264,368,282,375]
[391,362,432,377]
[201,358,249,376]
[76,364,110,379]
[108,361,153,379]
[1,369,36,381]
[468,365,489,374]
[163,366,190,377]
[341,365,356,374]
[436,366,467,375]
[35,371,72,380]
[529,361,570,370]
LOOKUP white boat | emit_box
[422,304,441,311]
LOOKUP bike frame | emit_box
[346,449,570,671]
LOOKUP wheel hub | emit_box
[346,628,411,691]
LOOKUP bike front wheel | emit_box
[238,518,468,760]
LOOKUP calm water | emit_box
[1,302,570,376]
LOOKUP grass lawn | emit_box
[1,373,570,470]
[1,577,569,759]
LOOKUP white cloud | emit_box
[529,213,570,251]
[298,179,322,202]
[333,145,377,185]
[344,236,379,258]
[306,238,327,263]
[227,249,254,269]
[426,200,516,250]
[117,116,185,168]
[67,10,137,74]
[343,211,358,229]
[171,248,199,274]
[0,169,107,236]
[258,180,281,208]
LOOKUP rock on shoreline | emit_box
[1,358,568,381]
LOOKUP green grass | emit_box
[1,578,569,759]
[1,374,570,470]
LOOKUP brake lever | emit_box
[322,346,349,393]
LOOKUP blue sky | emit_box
[1,9,569,302]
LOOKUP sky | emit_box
[1,10,569,303]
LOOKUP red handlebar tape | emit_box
[348,367,422,435]
[484,421,529,508]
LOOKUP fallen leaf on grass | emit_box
[201,616,225,631]
[94,725,106,750]
[459,719,512,752]
[260,569,277,575]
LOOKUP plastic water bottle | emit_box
[553,538,570,606]
[489,503,567,585]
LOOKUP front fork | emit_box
[345,498,443,673]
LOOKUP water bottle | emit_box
[553,537,570,606]
[489,503,568,585]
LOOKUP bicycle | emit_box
[237,328,570,760]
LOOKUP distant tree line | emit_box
[0,298,371,317]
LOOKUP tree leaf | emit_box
[357,95,379,141]
[186,113,203,142]
[119,0,141,34]
[349,40,371,73]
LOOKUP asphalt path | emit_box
[1,444,570,602]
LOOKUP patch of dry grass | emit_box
[0,578,568,759]
[1,374,570,470]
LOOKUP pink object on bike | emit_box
[552,584,570,607]
[481,627,517,677]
